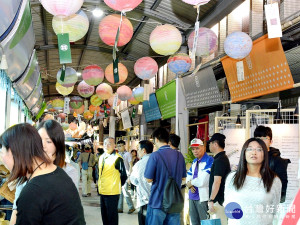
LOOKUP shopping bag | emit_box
[201,219,221,225]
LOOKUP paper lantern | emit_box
[105,63,128,84]
[89,105,100,113]
[74,105,84,114]
[56,82,74,96]
[134,57,158,80]
[182,0,210,6]
[46,101,56,112]
[83,111,93,120]
[224,32,253,60]
[150,24,182,56]
[99,14,133,47]
[108,94,121,107]
[44,114,54,121]
[70,96,83,109]
[90,95,103,106]
[100,103,111,114]
[40,0,83,17]
[69,122,78,131]
[128,95,140,105]
[52,10,89,42]
[57,67,78,87]
[167,53,192,75]
[96,83,113,100]
[82,65,104,86]
[104,0,142,11]
[133,87,144,102]
[61,122,70,130]
[188,28,218,57]
[58,113,66,119]
[52,98,64,110]
[77,81,95,98]
[117,85,132,101]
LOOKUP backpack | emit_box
[82,153,91,170]
[157,151,184,214]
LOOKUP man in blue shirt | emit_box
[144,127,186,225]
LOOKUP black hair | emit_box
[97,148,104,155]
[152,127,169,144]
[131,149,137,155]
[233,138,276,192]
[117,140,126,145]
[37,120,66,168]
[0,123,51,183]
[169,134,180,148]
[254,125,273,140]
[139,140,154,154]
[214,139,225,149]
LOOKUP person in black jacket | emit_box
[254,125,290,202]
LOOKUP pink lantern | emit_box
[128,95,140,105]
[74,105,85,114]
[134,57,158,80]
[99,14,133,47]
[167,53,192,75]
[69,122,78,131]
[82,65,104,86]
[188,28,218,57]
[181,0,210,6]
[105,63,128,84]
[70,96,83,109]
[149,24,182,56]
[58,113,66,120]
[40,0,84,17]
[96,83,113,100]
[108,94,121,107]
[77,81,95,98]
[117,85,132,101]
[104,0,142,12]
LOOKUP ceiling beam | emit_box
[77,12,95,71]
[35,44,128,57]
[184,0,245,35]
[40,7,50,78]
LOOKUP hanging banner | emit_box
[57,33,72,64]
[63,97,70,114]
[265,3,282,39]
[156,80,176,120]
[121,109,132,129]
[221,35,294,102]
[143,93,161,122]
[182,67,222,109]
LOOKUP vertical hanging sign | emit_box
[64,97,70,114]
[143,84,150,101]
[84,100,88,112]
[57,33,72,64]
[264,3,282,38]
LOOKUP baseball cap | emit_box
[190,138,204,147]
[208,133,226,143]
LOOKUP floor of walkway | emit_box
[80,183,139,225]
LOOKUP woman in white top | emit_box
[10,119,78,225]
[224,138,282,225]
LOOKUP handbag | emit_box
[201,219,221,225]
[82,153,91,170]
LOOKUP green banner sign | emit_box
[58,33,72,64]
[155,80,176,120]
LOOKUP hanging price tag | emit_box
[65,114,68,123]
[113,94,119,110]
[264,3,282,38]
[143,84,150,101]
[78,115,81,124]
[84,100,88,112]
[93,110,97,120]
[138,105,143,115]
[64,97,70,114]
[236,61,245,82]
[103,118,108,128]
[192,21,200,57]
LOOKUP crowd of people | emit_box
[0,121,295,225]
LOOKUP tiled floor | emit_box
[80,183,139,225]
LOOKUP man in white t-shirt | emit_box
[117,140,135,214]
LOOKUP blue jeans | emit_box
[146,206,180,225]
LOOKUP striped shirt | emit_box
[130,154,152,208]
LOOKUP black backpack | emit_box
[157,151,184,214]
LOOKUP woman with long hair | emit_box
[224,138,282,225]
[10,120,80,225]
[1,123,85,225]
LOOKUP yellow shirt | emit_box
[98,151,123,195]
